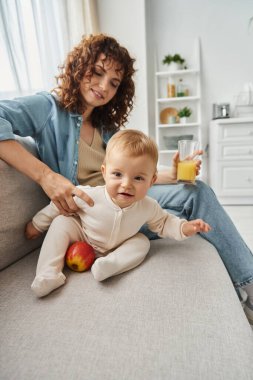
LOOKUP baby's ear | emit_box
[150,173,157,186]
[101,164,106,179]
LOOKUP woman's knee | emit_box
[194,180,216,199]
[195,179,209,191]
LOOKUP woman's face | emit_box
[80,54,123,111]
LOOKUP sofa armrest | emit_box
[0,136,49,269]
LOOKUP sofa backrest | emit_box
[0,137,49,269]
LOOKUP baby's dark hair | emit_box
[54,34,136,132]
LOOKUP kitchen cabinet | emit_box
[155,38,202,167]
[209,118,253,204]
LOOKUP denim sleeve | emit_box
[0,93,52,141]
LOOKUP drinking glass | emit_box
[177,140,199,184]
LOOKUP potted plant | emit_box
[162,53,186,71]
[178,107,192,124]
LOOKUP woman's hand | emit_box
[155,149,203,185]
[39,168,94,215]
[170,149,203,182]
[182,219,211,237]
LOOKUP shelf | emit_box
[159,149,177,154]
[211,117,253,124]
[158,123,200,128]
[156,69,199,77]
[157,96,200,103]
[155,38,202,166]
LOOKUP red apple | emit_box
[65,241,95,272]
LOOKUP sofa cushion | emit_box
[1,236,253,379]
[0,136,48,269]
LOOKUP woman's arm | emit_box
[0,140,94,214]
[0,140,48,184]
[155,150,203,185]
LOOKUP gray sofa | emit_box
[1,137,253,380]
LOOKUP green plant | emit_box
[162,53,185,66]
[178,107,192,118]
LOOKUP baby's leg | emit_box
[91,233,150,281]
[31,215,84,297]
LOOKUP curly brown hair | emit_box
[53,34,136,132]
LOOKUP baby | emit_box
[26,129,211,297]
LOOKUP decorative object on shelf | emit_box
[178,107,192,124]
[163,134,194,150]
[234,82,253,118]
[162,53,186,71]
[212,103,230,119]
[167,76,176,97]
[177,78,189,97]
[160,107,178,124]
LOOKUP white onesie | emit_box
[31,185,187,297]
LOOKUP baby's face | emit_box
[101,150,157,208]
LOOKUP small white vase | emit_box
[180,117,187,124]
[167,62,181,72]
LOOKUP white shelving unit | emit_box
[155,38,202,166]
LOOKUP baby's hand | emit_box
[25,221,42,240]
[182,219,211,237]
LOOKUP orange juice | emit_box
[177,160,196,183]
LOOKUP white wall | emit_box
[96,0,149,134]
[97,0,253,157]
[146,0,253,147]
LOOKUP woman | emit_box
[0,34,253,319]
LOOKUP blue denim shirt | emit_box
[0,91,112,185]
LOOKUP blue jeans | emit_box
[143,180,253,289]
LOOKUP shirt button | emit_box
[74,161,77,165]
[77,123,81,127]
[76,140,79,144]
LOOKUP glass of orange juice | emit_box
[177,140,199,184]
